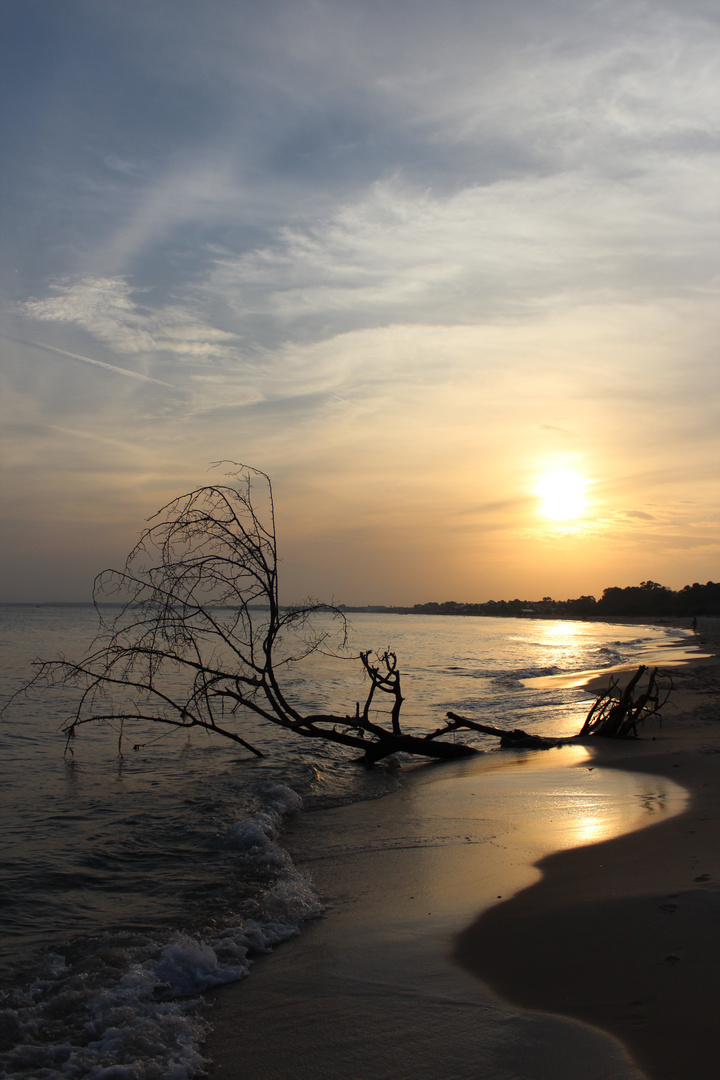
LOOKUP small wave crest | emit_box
[492,665,563,687]
[596,646,623,664]
[298,760,402,810]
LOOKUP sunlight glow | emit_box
[535,470,589,521]
[570,814,609,845]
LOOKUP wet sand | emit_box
[204,749,662,1080]
[455,619,720,1080]
[203,623,718,1080]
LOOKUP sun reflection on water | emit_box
[571,813,607,845]
[538,775,681,851]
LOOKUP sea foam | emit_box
[0,783,320,1080]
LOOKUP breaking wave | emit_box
[0,783,321,1080]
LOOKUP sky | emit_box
[1,0,718,605]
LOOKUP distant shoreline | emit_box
[337,606,705,625]
[2,600,715,623]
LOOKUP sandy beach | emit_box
[455,619,720,1080]
[204,620,719,1080]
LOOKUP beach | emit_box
[203,619,719,1080]
[3,612,701,1079]
[456,620,720,1080]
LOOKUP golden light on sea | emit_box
[534,469,589,522]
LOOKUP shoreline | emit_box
[454,618,720,1080]
[204,749,663,1080]
[202,621,716,1080]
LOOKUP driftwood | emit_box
[439,717,574,749]
[577,665,671,738]
[432,665,672,750]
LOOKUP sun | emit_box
[535,470,589,522]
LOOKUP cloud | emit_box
[103,154,145,177]
[21,276,240,361]
[623,510,657,521]
[202,164,719,342]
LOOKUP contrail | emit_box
[3,335,177,388]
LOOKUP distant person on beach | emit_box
[692,616,698,633]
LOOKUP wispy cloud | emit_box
[20,277,240,362]
[202,166,719,340]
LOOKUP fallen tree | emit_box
[6,464,674,765]
[9,463,477,766]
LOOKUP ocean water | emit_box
[0,605,698,1078]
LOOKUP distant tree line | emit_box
[340,581,720,619]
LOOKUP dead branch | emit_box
[442,715,574,749]
[578,666,672,738]
[436,666,673,749]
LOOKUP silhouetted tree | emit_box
[12,464,476,766]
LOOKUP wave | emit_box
[0,783,321,1080]
[492,665,564,686]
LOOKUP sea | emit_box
[0,605,700,1079]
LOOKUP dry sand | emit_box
[204,619,719,1080]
